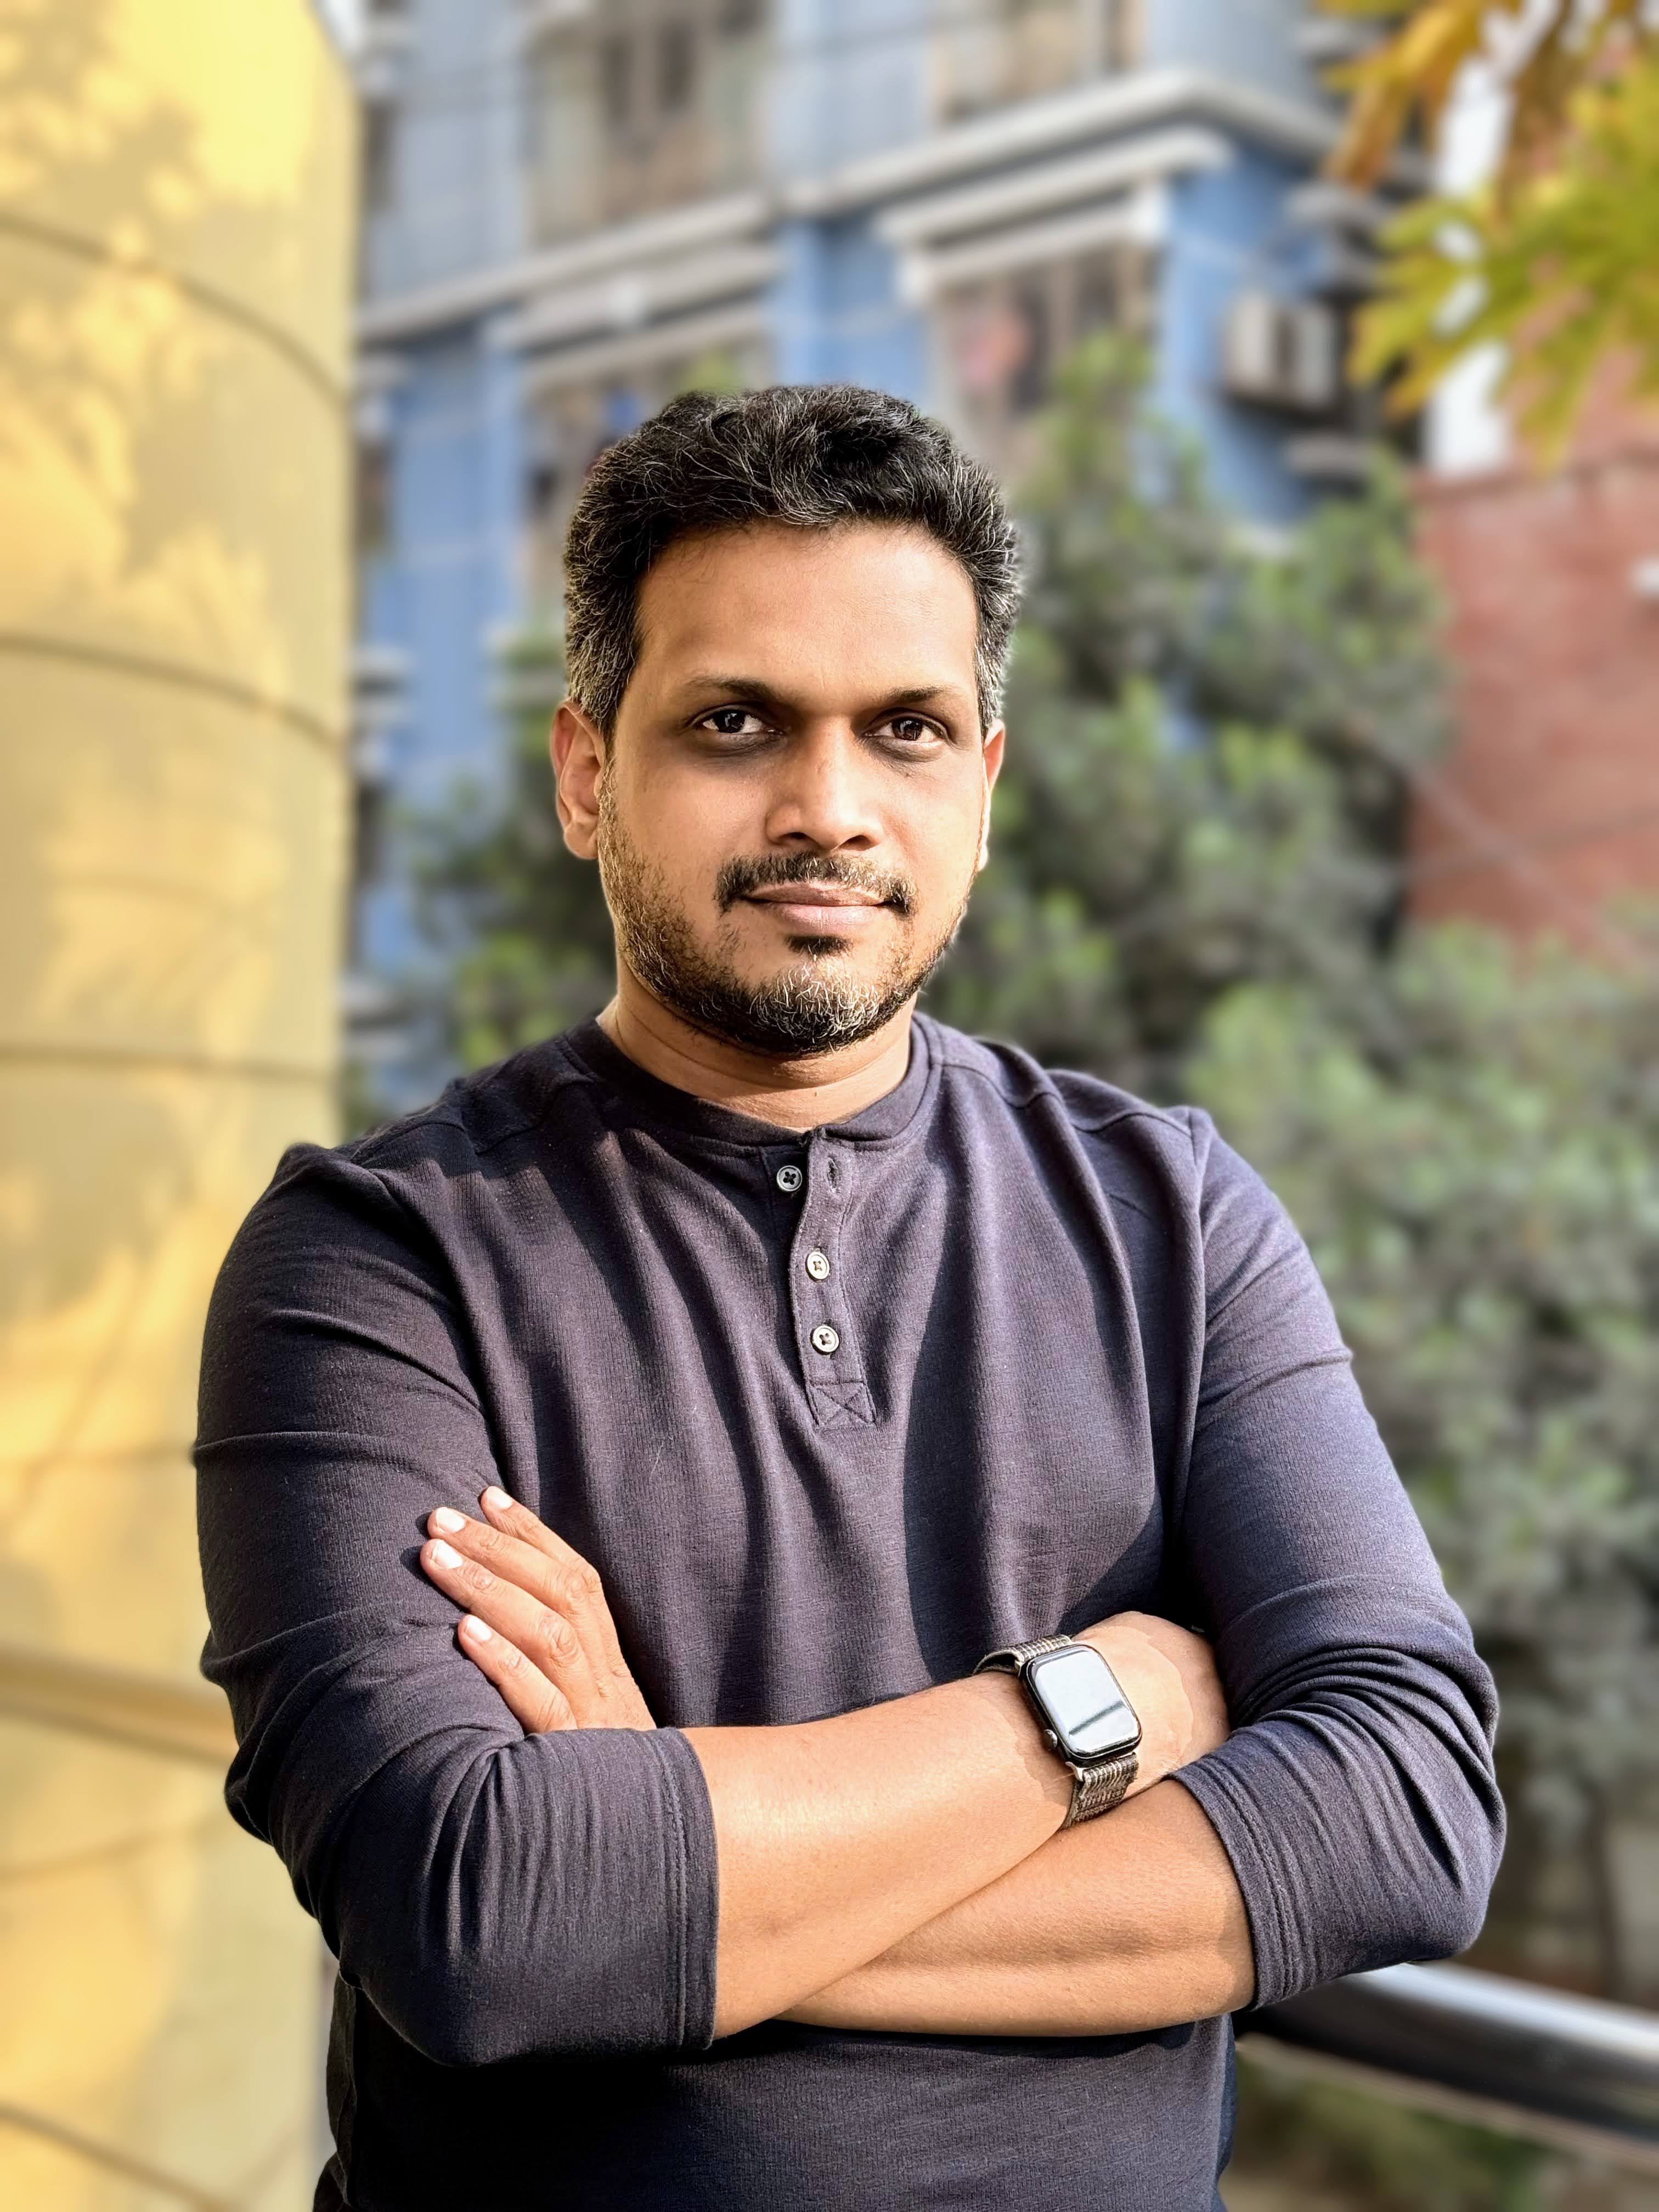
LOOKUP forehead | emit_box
[631,522,980,692]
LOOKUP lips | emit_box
[742,885,895,936]
[745,884,888,910]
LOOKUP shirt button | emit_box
[804,1249,831,1281]
[775,1164,804,1193]
[810,1323,840,1356]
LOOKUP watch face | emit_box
[1027,1645,1141,1762]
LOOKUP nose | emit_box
[761,724,882,854]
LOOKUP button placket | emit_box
[787,1138,873,1427]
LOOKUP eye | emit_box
[870,713,943,746]
[696,706,772,738]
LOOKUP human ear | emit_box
[552,701,605,860]
[978,722,1006,871]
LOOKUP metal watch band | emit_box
[975,1635,1073,1675]
[1062,1745,1137,1826]
[974,1638,1138,1827]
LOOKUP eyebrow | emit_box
[675,675,791,713]
[675,675,964,713]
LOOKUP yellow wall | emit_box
[0,2,353,2203]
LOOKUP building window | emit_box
[362,99,398,215]
[601,33,634,136]
[528,1,768,241]
[353,768,390,893]
[355,437,393,556]
[940,244,1149,469]
[658,20,697,113]
[933,0,1137,124]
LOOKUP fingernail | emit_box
[431,1507,466,1534]
[481,1487,513,1514]
[428,1539,461,1569]
[461,1615,492,1642]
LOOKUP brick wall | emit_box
[1411,395,1659,947]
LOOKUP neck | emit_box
[597,969,916,1132]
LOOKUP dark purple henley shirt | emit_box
[195,1014,1503,2211]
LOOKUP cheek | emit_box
[896,784,986,905]
[622,768,744,889]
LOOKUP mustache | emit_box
[715,851,917,919]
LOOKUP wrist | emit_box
[1075,1622,1195,1792]
[958,1669,1075,1832]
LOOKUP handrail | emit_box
[1249,1961,1659,2166]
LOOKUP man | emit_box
[196,386,1503,2211]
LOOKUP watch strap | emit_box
[1062,1745,1137,1826]
[974,1637,1139,1827]
[974,1635,1073,1675]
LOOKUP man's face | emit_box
[557,521,1003,1057]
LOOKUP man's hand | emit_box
[421,1490,654,1731]
[1076,1612,1230,1791]
[420,1493,1241,2038]
[421,1488,1226,1784]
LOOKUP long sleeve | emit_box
[1169,1114,1504,2008]
[194,1144,719,2067]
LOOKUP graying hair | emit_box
[562,385,1022,738]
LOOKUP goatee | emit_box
[596,789,969,1058]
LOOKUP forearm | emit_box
[410,1496,1228,2046]
[780,1779,1254,2038]
[686,1670,1070,2036]
[685,1611,1226,2039]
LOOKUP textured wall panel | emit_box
[0,2,352,2203]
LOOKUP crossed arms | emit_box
[418,1488,1251,2039]
[195,1143,1504,2068]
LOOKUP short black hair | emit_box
[562,385,1021,737]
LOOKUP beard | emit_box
[596,783,974,1057]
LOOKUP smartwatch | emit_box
[975,1635,1141,1826]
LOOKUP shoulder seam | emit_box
[930,1041,1197,1141]
[928,1044,1048,1111]
[1073,1098,1196,1141]
[347,1104,469,1173]
[469,1053,596,1160]
[348,1043,596,1170]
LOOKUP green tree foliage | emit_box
[925,337,1443,1096]
[1195,941,1659,1995]
[1315,2,1659,450]
[416,341,1659,1998]
[413,636,612,1070]
[938,353,1659,1987]
[1229,2055,1553,2210]
[1321,1,1652,190]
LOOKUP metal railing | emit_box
[1247,1960,1659,2171]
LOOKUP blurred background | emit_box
[2,1,1657,2205]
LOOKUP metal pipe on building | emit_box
[0,3,353,2203]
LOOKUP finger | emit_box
[456,1615,572,1735]
[425,1509,653,1728]
[428,1505,568,1605]
[422,1536,604,1714]
[475,1488,633,1680]
[476,1486,602,1592]
[430,1503,620,1691]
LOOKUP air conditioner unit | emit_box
[1222,291,1340,413]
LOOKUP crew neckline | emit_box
[561,1013,939,1151]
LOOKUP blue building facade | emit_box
[351,0,1384,1066]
